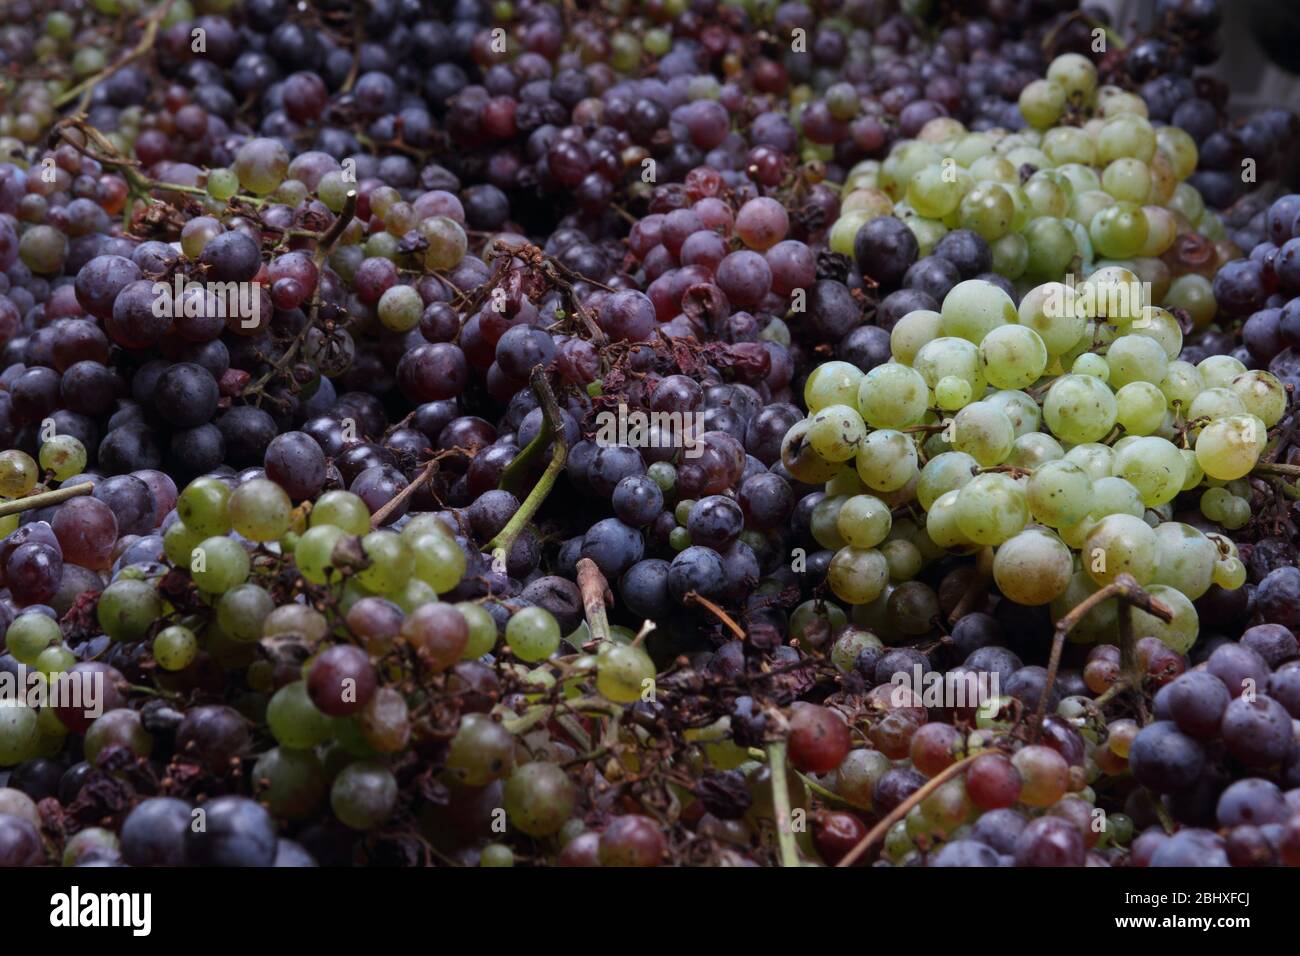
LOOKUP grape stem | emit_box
[766,740,801,868]
[576,557,613,646]
[487,366,570,559]
[0,481,93,517]
[368,456,441,529]
[683,591,746,641]
[1254,462,1300,479]
[52,0,175,110]
[1031,573,1172,740]
[835,752,987,868]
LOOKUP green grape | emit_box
[1072,352,1109,380]
[828,547,889,604]
[191,536,250,593]
[233,137,290,195]
[906,163,964,218]
[503,762,575,837]
[941,279,1016,344]
[1089,476,1145,520]
[1114,381,1166,435]
[268,681,332,749]
[1159,360,1204,411]
[6,613,60,665]
[163,519,205,568]
[1230,370,1287,427]
[804,361,863,412]
[454,603,497,659]
[837,495,892,549]
[951,401,1015,467]
[84,710,152,763]
[229,478,292,542]
[0,450,38,498]
[153,625,198,671]
[1089,202,1148,259]
[935,375,972,410]
[1024,173,1072,218]
[811,495,849,550]
[979,325,1047,389]
[1017,282,1086,357]
[954,473,1028,545]
[913,336,985,392]
[253,747,326,821]
[205,167,239,201]
[915,450,976,510]
[178,476,232,536]
[1187,387,1246,428]
[1198,354,1248,390]
[1164,274,1216,330]
[311,490,371,535]
[830,628,883,673]
[986,390,1042,438]
[958,182,1015,241]
[38,435,86,481]
[1084,513,1158,586]
[825,471,865,496]
[17,225,68,276]
[1007,432,1065,470]
[1071,189,1115,229]
[596,643,656,703]
[1152,522,1216,601]
[331,761,398,830]
[1097,114,1156,163]
[926,489,977,552]
[0,704,38,765]
[855,429,918,492]
[1018,78,1066,129]
[1046,52,1098,100]
[216,583,275,641]
[377,284,423,333]
[890,309,943,366]
[993,529,1073,605]
[356,530,413,594]
[1132,584,1198,655]
[1027,460,1093,527]
[1043,374,1117,444]
[446,713,517,785]
[1195,415,1264,481]
[968,155,1017,185]
[807,404,866,462]
[1213,556,1247,590]
[857,363,928,428]
[97,578,164,642]
[1044,126,1098,167]
[507,607,561,662]
[34,645,75,677]
[1220,495,1252,531]
[295,525,347,585]
[1112,436,1185,507]
[1101,158,1151,203]
[881,538,924,581]
[989,232,1028,279]
[1105,334,1167,388]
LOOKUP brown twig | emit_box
[0,481,94,517]
[369,458,440,529]
[576,558,613,645]
[684,591,746,640]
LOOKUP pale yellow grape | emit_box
[1195,415,1264,481]
[1089,476,1145,519]
[1132,585,1199,655]
[985,389,1041,437]
[1051,571,1119,643]
[954,473,1028,545]
[1131,306,1182,358]
[1180,449,1204,490]
[926,489,978,552]
[781,420,844,484]
[1027,460,1093,527]
[950,132,996,167]
[1229,370,1286,427]
[855,430,918,493]
[1114,381,1166,435]
[890,310,943,366]
[1084,513,1158,586]
[807,405,866,462]
[994,529,1073,606]
[1198,354,1246,390]
[935,376,972,410]
[804,361,863,412]
[917,451,979,511]
[1047,52,1098,100]
[1096,114,1156,164]
[837,495,892,549]
[1057,162,1102,195]
[1064,443,1114,481]
[857,363,929,429]
[1024,174,1071,218]
[1101,158,1151,203]
[914,336,985,391]
[1112,436,1185,507]
[1159,360,1203,410]
[1081,265,1146,325]
[1043,126,1097,166]
[940,279,1016,343]
[951,401,1015,467]
[1072,189,1115,228]
[1072,352,1109,381]
[1105,334,1168,389]
[830,213,870,256]
[1044,374,1117,444]
[1007,432,1064,470]
[881,539,924,581]
[907,164,964,218]
[1152,522,1216,601]
[1187,386,1246,425]
[1213,556,1247,590]
[827,547,889,605]
[979,325,1047,390]
[1017,282,1086,357]
[1140,205,1178,256]
[1018,79,1066,130]
[968,155,1018,185]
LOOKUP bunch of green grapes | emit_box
[831,52,1233,325]
[782,274,1281,653]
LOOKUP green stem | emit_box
[0,482,94,517]
[767,740,800,868]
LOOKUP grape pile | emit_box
[0,0,1296,870]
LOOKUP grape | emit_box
[1112,437,1185,507]
[940,279,1015,343]
[855,429,918,493]
[857,363,928,429]
[1084,514,1158,586]
[951,401,1015,467]
[1195,415,1265,480]
[955,473,1027,545]
[1027,460,1093,528]
[331,761,398,831]
[1043,374,1118,445]
[994,530,1073,606]
[229,478,291,542]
